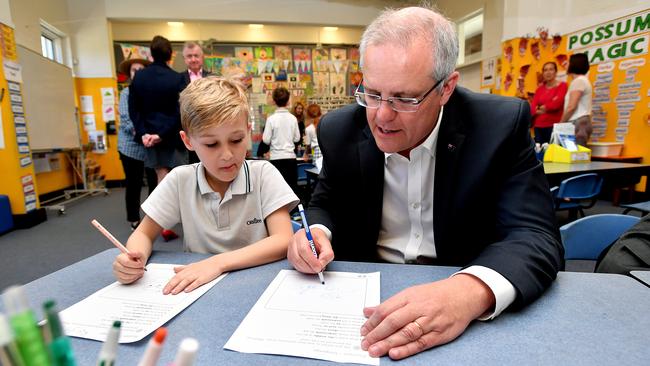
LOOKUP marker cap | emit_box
[173,338,199,366]
[0,313,15,345]
[2,285,29,316]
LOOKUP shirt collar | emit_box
[196,161,253,196]
[384,105,444,162]
[188,68,203,76]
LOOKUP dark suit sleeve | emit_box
[467,100,563,309]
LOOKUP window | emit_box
[41,35,55,60]
[457,10,483,65]
[40,20,65,64]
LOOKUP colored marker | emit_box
[43,300,76,366]
[297,204,325,284]
[171,338,199,366]
[137,327,167,366]
[0,312,26,366]
[91,219,146,270]
[96,321,121,366]
[2,286,50,366]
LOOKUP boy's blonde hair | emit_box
[180,76,249,135]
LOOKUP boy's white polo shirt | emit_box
[142,160,299,254]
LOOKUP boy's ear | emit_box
[179,131,194,151]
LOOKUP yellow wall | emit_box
[0,23,39,214]
[74,77,124,182]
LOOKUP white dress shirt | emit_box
[376,106,516,320]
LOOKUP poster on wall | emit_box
[254,46,273,61]
[293,48,312,74]
[313,48,329,72]
[329,73,346,96]
[235,47,254,61]
[481,57,497,88]
[119,43,152,61]
[313,72,330,95]
[88,130,107,154]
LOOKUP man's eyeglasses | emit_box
[354,77,446,113]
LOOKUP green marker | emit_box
[43,300,76,366]
[96,321,121,366]
[0,312,26,366]
[2,286,50,366]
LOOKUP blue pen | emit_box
[297,204,325,284]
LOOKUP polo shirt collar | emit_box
[196,161,253,196]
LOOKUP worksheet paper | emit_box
[224,270,380,365]
[59,263,225,343]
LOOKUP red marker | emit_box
[137,328,167,366]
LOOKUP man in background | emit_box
[181,41,211,163]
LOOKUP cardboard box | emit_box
[543,144,591,163]
[588,142,623,157]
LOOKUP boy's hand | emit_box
[163,258,223,295]
[113,251,146,284]
[287,228,334,274]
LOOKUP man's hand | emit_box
[287,228,334,273]
[360,274,495,360]
[163,257,224,295]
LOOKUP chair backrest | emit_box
[560,214,640,260]
[556,173,603,200]
[297,163,316,181]
[291,220,302,233]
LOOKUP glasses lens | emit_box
[391,99,419,112]
[356,92,380,109]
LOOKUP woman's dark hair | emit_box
[150,35,172,62]
[542,61,557,72]
[567,53,589,75]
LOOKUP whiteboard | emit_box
[17,45,78,151]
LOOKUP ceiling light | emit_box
[249,24,264,29]
[323,27,339,32]
[167,22,184,27]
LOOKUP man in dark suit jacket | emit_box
[288,6,563,360]
[181,41,210,163]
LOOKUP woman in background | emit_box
[304,104,322,164]
[560,53,592,146]
[292,102,306,155]
[117,57,157,230]
[530,62,567,144]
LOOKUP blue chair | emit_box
[621,200,650,216]
[297,163,316,187]
[291,220,302,233]
[560,214,640,260]
[551,173,603,219]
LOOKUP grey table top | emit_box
[630,270,650,287]
[543,161,650,175]
[3,249,650,365]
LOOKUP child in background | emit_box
[262,87,301,194]
[113,77,299,294]
[303,103,322,164]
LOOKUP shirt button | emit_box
[414,233,420,239]
[412,203,420,209]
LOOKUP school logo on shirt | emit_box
[246,217,263,225]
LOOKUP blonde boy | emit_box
[113,77,299,294]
